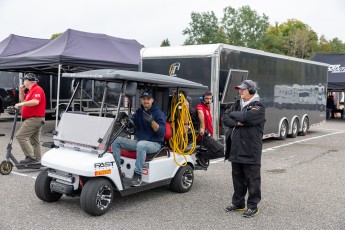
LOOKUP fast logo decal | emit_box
[169,62,180,77]
[94,161,115,169]
[94,161,115,176]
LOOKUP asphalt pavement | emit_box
[1,114,345,230]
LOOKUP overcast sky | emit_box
[1,0,344,48]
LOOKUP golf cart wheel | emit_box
[170,164,194,193]
[80,178,114,216]
[0,161,13,175]
[35,168,63,202]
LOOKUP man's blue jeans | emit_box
[111,137,161,175]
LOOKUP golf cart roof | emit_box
[62,69,208,90]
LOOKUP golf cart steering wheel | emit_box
[124,117,136,135]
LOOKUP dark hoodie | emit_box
[132,102,166,143]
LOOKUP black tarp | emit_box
[312,54,345,91]
[0,34,50,57]
[0,29,143,74]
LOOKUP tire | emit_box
[0,161,13,175]
[288,119,299,138]
[298,117,309,136]
[35,168,63,202]
[80,178,114,216]
[278,120,288,140]
[170,164,194,193]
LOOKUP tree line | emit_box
[161,5,345,59]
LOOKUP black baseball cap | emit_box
[21,73,39,82]
[140,90,154,99]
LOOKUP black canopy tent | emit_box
[0,34,50,57]
[312,54,345,91]
[0,29,143,74]
[0,29,144,127]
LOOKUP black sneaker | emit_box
[131,172,142,187]
[225,204,247,212]
[243,208,259,218]
[20,157,36,164]
[195,153,208,167]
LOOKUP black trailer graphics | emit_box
[140,44,328,140]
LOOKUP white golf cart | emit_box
[35,69,209,216]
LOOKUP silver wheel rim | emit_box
[181,169,193,189]
[96,185,112,210]
[281,122,287,137]
[302,119,308,132]
[292,120,298,135]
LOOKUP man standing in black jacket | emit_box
[222,80,266,218]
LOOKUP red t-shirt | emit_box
[195,102,213,135]
[22,84,46,119]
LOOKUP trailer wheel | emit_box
[278,120,288,140]
[35,168,63,202]
[0,161,13,175]
[80,178,114,216]
[170,165,194,193]
[298,117,309,136]
[288,119,299,138]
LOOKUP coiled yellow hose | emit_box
[169,93,197,166]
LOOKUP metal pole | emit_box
[99,86,108,117]
[55,64,62,129]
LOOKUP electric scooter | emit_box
[0,107,42,175]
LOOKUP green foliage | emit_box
[221,5,269,49]
[183,5,269,48]
[161,39,170,47]
[182,5,345,58]
[51,33,62,39]
[264,19,318,59]
[183,11,226,45]
[329,38,345,53]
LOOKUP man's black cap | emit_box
[21,73,39,82]
[140,90,154,99]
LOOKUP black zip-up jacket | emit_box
[222,97,266,165]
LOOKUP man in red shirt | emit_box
[195,91,224,166]
[14,73,46,164]
[196,91,214,136]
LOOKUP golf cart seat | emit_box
[120,122,172,162]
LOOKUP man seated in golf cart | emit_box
[111,89,166,187]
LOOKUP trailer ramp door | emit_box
[221,69,248,104]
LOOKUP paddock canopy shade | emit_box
[312,54,345,91]
[0,29,143,74]
[62,69,208,90]
[0,34,50,57]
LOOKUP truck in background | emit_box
[140,44,328,141]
